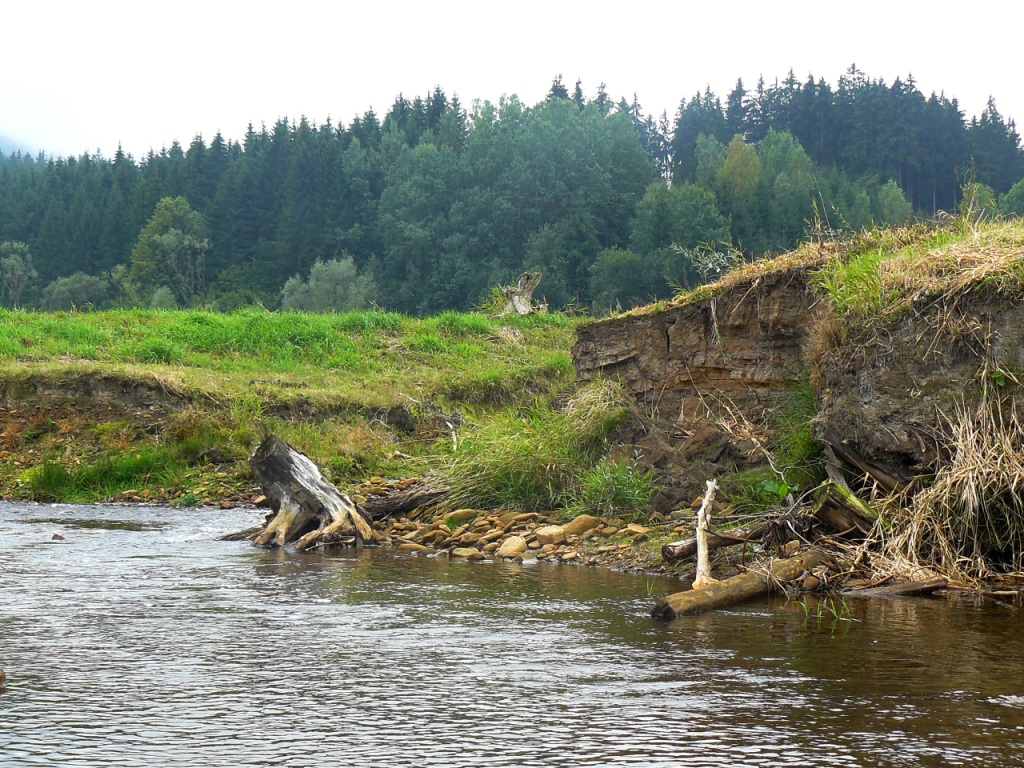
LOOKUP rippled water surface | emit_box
[2,502,1024,767]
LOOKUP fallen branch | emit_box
[661,520,768,562]
[652,550,825,619]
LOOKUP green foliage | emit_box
[1,75,1019,318]
[149,286,178,310]
[816,247,889,315]
[875,180,914,226]
[574,454,656,517]
[960,182,999,222]
[0,241,37,309]
[1000,178,1024,217]
[630,182,731,257]
[127,336,186,364]
[41,272,111,310]
[588,248,666,314]
[444,381,635,511]
[280,256,379,313]
[129,197,210,307]
[27,448,188,502]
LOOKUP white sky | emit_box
[3,1,1021,159]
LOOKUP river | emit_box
[1,502,1023,767]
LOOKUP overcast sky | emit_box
[3,1,1021,159]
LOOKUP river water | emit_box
[1,503,1023,767]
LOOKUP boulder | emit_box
[562,514,601,537]
[534,524,566,546]
[496,536,528,559]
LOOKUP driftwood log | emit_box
[812,480,880,536]
[250,436,374,549]
[845,576,948,598]
[662,520,768,562]
[652,550,826,619]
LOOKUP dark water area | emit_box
[1,502,1023,767]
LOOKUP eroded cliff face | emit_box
[574,267,819,424]
[813,288,1024,485]
[573,261,1024,503]
[573,266,821,506]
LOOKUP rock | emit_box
[562,514,601,536]
[521,550,537,561]
[458,532,483,545]
[496,536,528,558]
[780,539,801,557]
[626,524,651,535]
[444,509,479,525]
[602,527,619,536]
[253,494,269,507]
[535,524,566,546]
[51,533,65,541]
[451,547,485,560]
[561,550,579,561]
[398,542,432,554]
[482,541,501,553]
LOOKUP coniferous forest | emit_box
[2,66,1023,315]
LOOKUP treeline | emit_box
[1,67,1023,314]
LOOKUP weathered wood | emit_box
[661,520,768,562]
[693,480,719,589]
[846,576,948,598]
[499,272,544,316]
[820,429,907,492]
[250,435,374,549]
[358,478,447,519]
[812,480,880,536]
[651,551,825,619]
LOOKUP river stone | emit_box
[458,532,483,545]
[398,542,432,554]
[496,536,528,558]
[561,550,579,561]
[562,514,601,536]
[451,547,485,560]
[535,524,566,546]
[445,509,479,525]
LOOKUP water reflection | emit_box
[1,502,1023,767]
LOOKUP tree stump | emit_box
[249,436,374,549]
[499,272,544,316]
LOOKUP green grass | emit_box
[25,447,190,503]
[0,307,581,503]
[443,381,642,512]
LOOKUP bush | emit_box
[280,256,378,312]
[41,272,111,310]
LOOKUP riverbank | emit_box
[3,218,1024,593]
